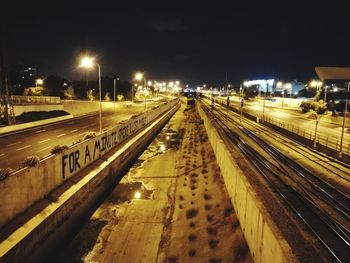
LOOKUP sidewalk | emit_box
[54,100,253,262]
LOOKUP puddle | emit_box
[131,127,185,169]
[107,182,154,203]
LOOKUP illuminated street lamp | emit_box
[79,56,102,133]
[276,81,283,88]
[36,78,44,87]
[134,72,147,109]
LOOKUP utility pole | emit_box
[0,39,12,125]
[225,72,228,96]
[113,78,116,112]
[339,82,350,158]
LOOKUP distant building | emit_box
[275,80,305,95]
[23,67,37,78]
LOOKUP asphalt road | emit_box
[215,96,350,152]
[0,102,159,170]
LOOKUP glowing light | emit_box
[147,81,152,86]
[244,79,274,87]
[135,72,143,81]
[276,81,283,88]
[160,144,166,152]
[285,83,292,90]
[134,191,141,199]
[36,78,43,85]
[80,56,94,68]
[310,80,322,88]
[166,135,170,140]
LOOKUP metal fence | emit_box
[262,114,350,154]
[215,96,350,155]
[11,95,61,105]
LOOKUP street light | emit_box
[135,72,147,109]
[324,85,328,103]
[36,78,44,87]
[79,56,102,133]
[339,82,350,158]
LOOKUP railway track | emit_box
[201,100,350,262]
[215,96,350,184]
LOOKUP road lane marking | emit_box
[39,139,51,143]
[36,146,50,153]
[69,129,78,133]
[16,145,32,151]
[78,132,86,136]
[81,125,89,129]
[34,129,46,133]
[0,153,5,158]
[56,133,66,138]
[8,141,21,146]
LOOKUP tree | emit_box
[45,75,69,97]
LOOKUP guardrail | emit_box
[11,95,61,105]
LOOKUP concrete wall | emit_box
[0,100,178,228]
[0,101,180,263]
[197,104,297,263]
[62,100,121,116]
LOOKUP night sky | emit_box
[2,1,350,87]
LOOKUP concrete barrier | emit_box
[197,104,297,263]
[0,101,180,263]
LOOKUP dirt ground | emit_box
[158,104,252,263]
[54,100,252,263]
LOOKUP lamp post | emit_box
[80,56,102,133]
[113,78,116,112]
[262,84,268,122]
[276,81,284,109]
[313,113,320,148]
[324,86,328,103]
[339,82,350,157]
[240,84,243,123]
[135,72,147,109]
[36,78,43,87]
